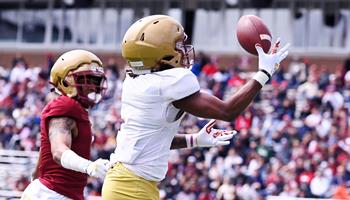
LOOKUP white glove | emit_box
[253,38,290,86]
[85,158,109,179]
[186,119,237,148]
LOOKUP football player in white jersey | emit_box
[102,15,289,200]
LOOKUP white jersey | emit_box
[110,67,200,181]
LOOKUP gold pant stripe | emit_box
[102,162,159,200]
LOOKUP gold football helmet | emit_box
[50,49,107,108]
[122,15,194,74]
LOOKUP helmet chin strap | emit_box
[87,92,102,104]
[54,88,63,95]
[128,68,152,75]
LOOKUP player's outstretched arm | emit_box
[48,117,109,179]
[173,40,289,122]
[170,119,237,149]
[173,80,261,121]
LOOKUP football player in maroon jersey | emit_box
[21,49,109,200]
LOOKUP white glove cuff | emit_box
[185,134,197,148]
[253,71,270,86]
[61,149,91,174]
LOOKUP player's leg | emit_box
[102,162,159,200]
[20,179,72,200]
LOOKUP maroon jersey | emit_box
[38,95,92,200]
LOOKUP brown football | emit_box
[236,15,272,55]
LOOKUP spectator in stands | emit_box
[309,163,332,198]
[190,52,209,77]
[15,175,30,191]
[216,176,236,200]
[332,184,350,200]
[201,55,220,78]
[10,58,27,83]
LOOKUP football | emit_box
[236,15,272,55]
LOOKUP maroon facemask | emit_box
[65,63,107,108]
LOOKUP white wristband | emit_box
[253,71,270,86]
[185,134,197,148]
[60,149,91,174]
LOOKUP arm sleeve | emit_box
[61,149,91,174]
[161,68,200,101]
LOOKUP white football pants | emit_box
[20,179,72,200]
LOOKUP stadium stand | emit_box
[1,0,350,199]
[0,150,38,199]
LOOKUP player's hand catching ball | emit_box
[186,119,237,148]
[256,38,290,77]
[85,158,109,179]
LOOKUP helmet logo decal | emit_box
[140,33,145,41]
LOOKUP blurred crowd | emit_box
[1,53,350,200]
